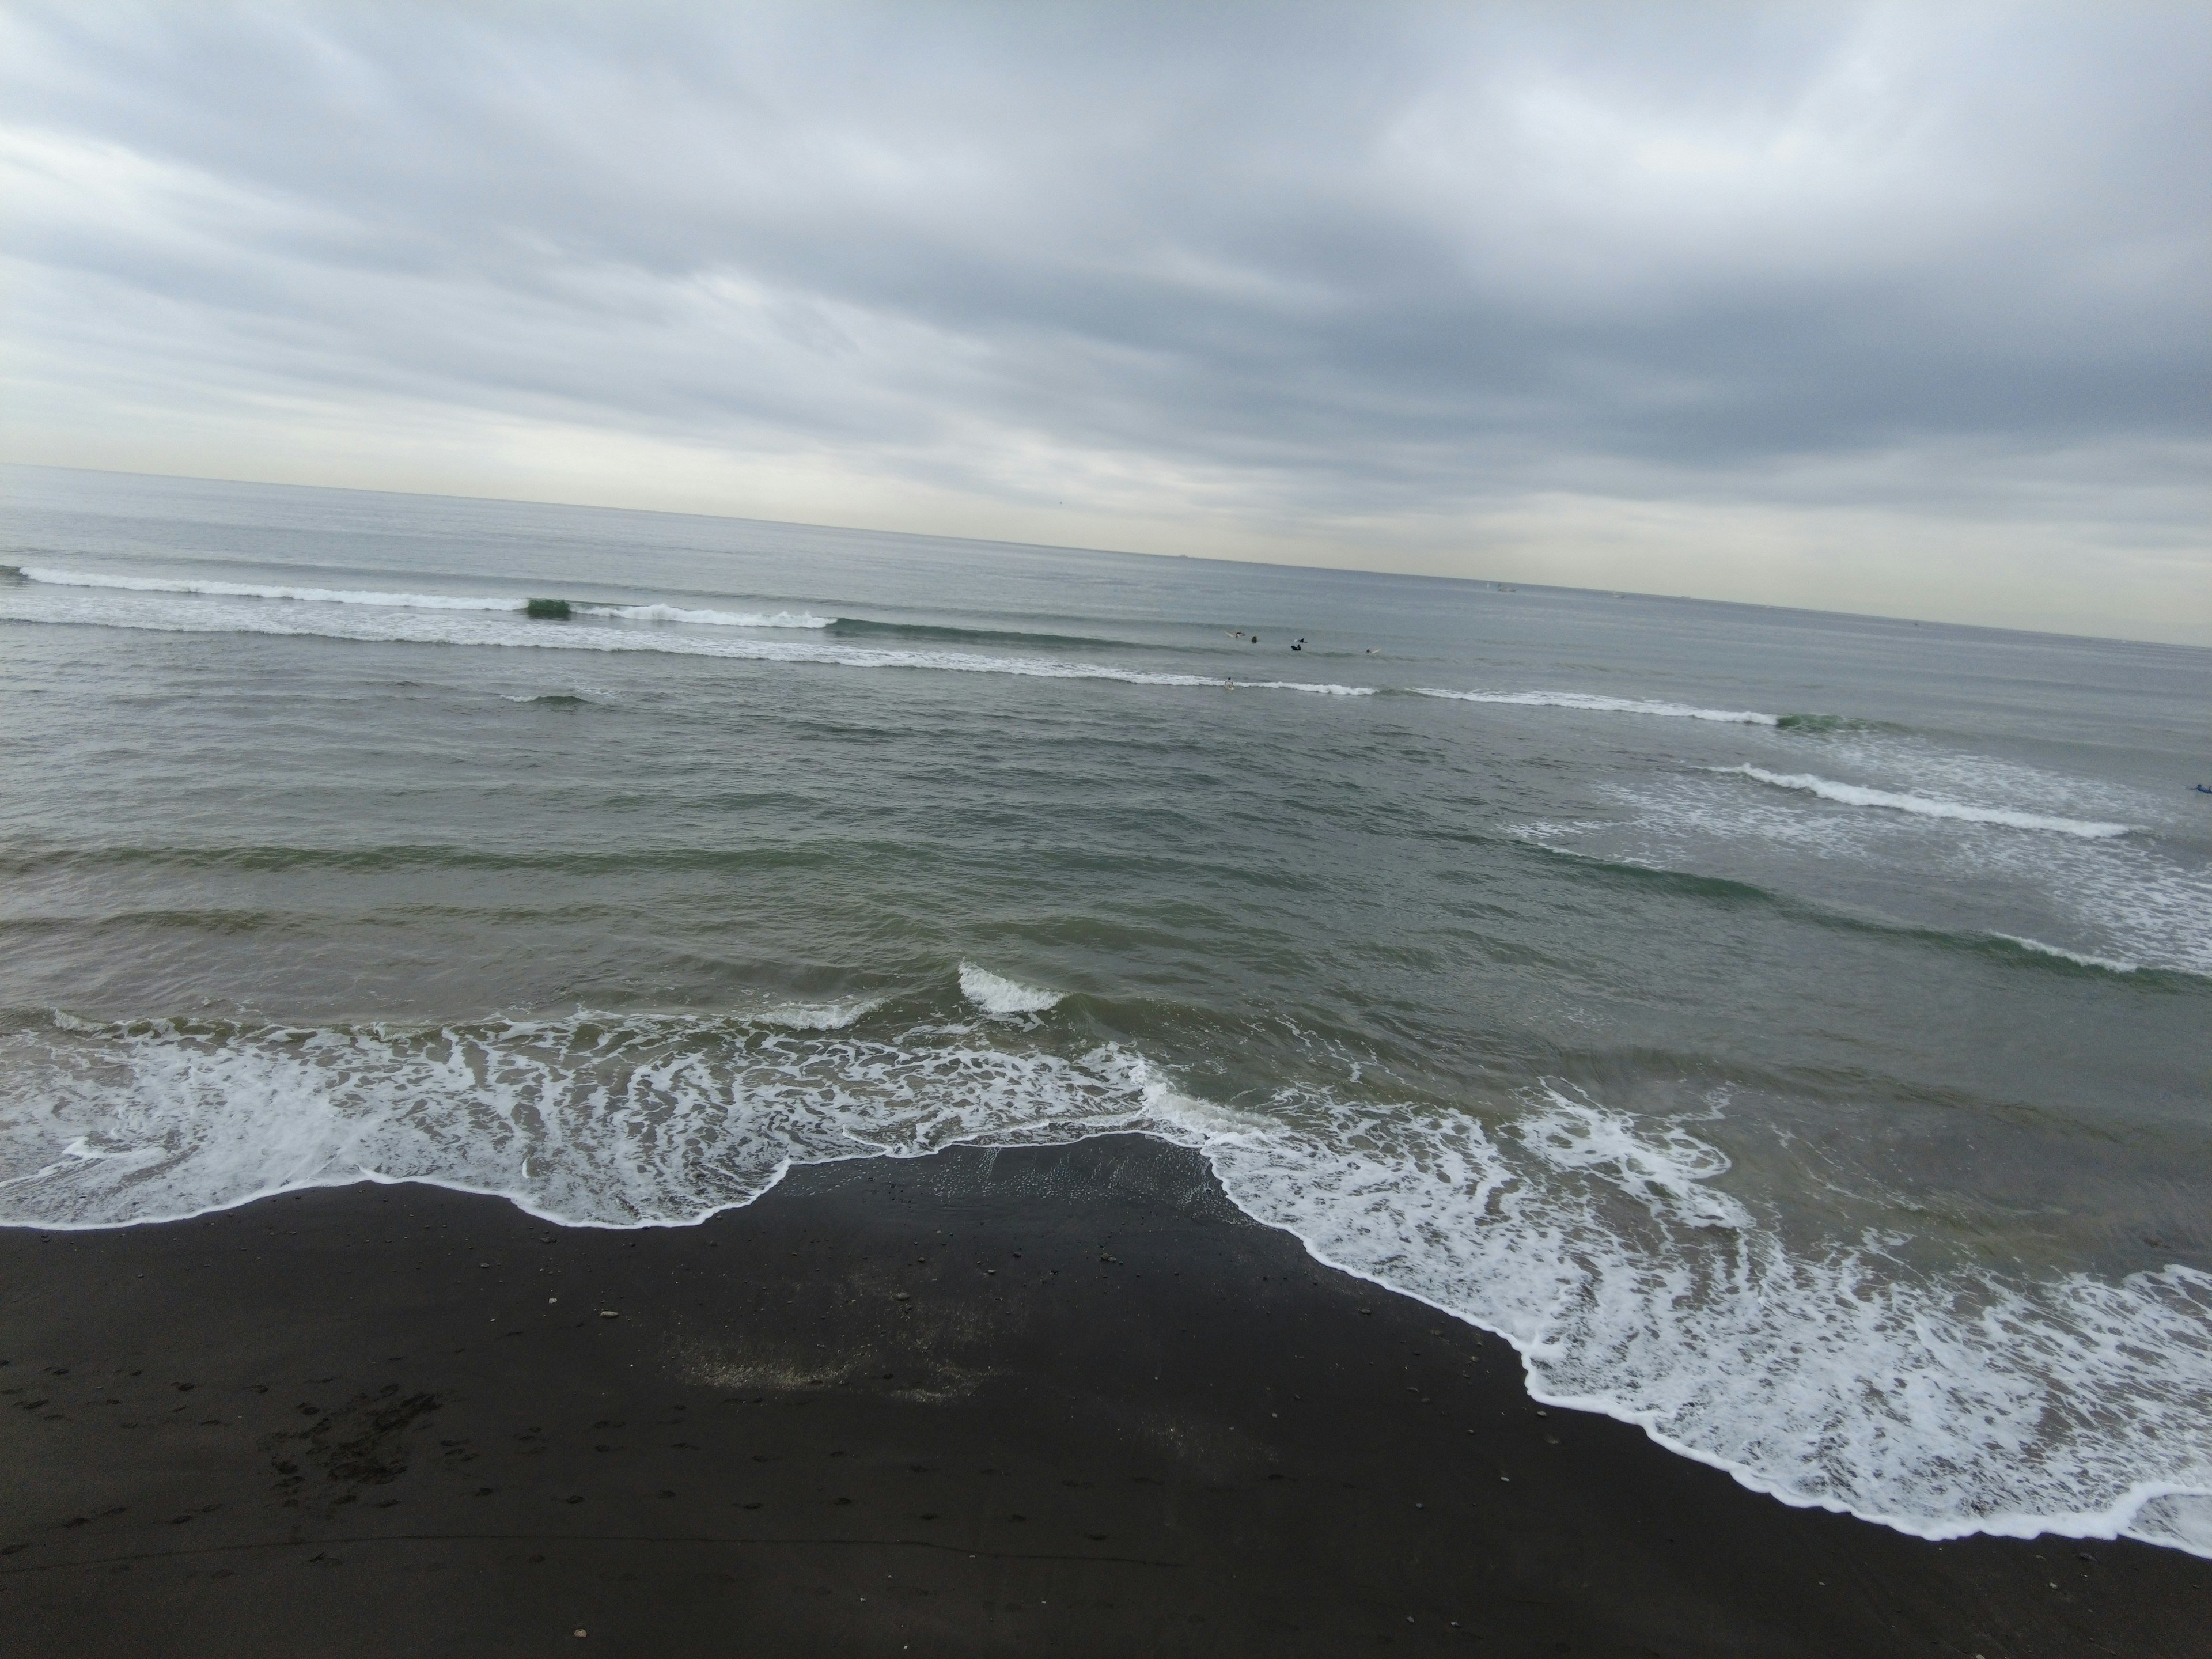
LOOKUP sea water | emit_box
[2,463,2207,1555]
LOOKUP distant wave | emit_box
[1415,688,1778,725]
[585,602,832,628]
[22,566,525,611]
[1775,713,1883,733]
[16,567,832,630]
[1724,765,2134,839]
[0,592,1375,696]
[830,616,1129,651]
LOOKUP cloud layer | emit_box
[3,2,2207,639]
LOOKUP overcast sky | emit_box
[2,2,2206,642]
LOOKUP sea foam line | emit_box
[17,567,832,630]
[1415,688,1778,725]
[1722,765,2134,839]
[1175,1085,2212,1560]
[3,1012,2207,1560]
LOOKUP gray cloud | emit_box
[2,1,2207,638]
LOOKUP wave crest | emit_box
[584,603,832,628]
[1724,765,2134,838]
[1415,688,1777,725]
[959,964,1063,1016]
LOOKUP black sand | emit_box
[3,1135,2204,1656]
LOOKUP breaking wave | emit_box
[1722,766,2135,839]
[959,963,1064,1016]
[1415,688,1778,725]
[586,603,832,628]
[1992,934,2142,975]
[0,586,1374,696]
[1,1006,2206,1560]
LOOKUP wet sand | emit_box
[3,1135,2205,1656]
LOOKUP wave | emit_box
[23,565,527,611]
[1,1008,2205,1559]
[751,995,889,1031]
[1415,688,1778,725]
[959,963,1063,1016]
[15,567,831,630]
[1990,934,2141,974]
[829,616,1130,651]
[1206,1085,2212,1559]
[1722,766,2135,839]
[0,590,1376,696]
[1775,713,1883,733]
[1518,841,2207,982]
[584,603,831,628]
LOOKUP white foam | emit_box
[958,964,1063,1016]
[1173,1085,2212,1559]
[1993,934,2141,974]
[750,996,888,1030]
[1516,1094,1750,1231]
[1416,688,1777,725]
[0,588,1374,696]
[584,603,833,629]
[2127,1493,2212,1556]
[1724,766,2134,839]
[1232,679,1374,695]
[0,1013,1156,1230]
[1,1017,2207,1559]
[17,567,832,629]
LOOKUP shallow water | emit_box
[2,463,2207,1554]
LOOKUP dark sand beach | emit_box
[4,1135,2204,1657]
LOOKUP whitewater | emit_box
[4,1001,2206,1558]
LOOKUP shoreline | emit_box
[5,1134,2206,1656]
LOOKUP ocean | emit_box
[2,461,2206,1559]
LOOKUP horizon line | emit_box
[2,457,2198,657]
